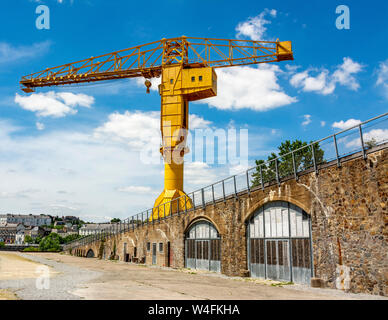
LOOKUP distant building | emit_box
[15,230,25,245]
[0,214,52,227]
[24,226,45,240]
[63,216,80,224]
[54,221,66,227]
[79,223,113,236]
[0,223,25,244]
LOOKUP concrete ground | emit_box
[0,252,386,300]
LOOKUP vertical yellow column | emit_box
[152,65,191,220]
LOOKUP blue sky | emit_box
[0,0,387,221]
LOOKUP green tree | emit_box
[24,235,33,244]
[62,234,81,244]
[365,138,377,149]
[39,233,62,251]
[252,140,325,187]
[110,218,121,223]
[34,236,42,244]
[0,241,5,248]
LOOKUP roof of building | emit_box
[0,214,51,219]
[80,223,112,230]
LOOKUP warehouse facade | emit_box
[70,146,387,296]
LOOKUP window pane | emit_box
[276,208,282,237]
[282,209,289,237]
[264,209,271,238]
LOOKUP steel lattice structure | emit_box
[20,37,292,92]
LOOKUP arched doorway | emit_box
[185,220,221,272]
[86,249,95,258]
[247,201,313,284]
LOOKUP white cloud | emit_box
[184,162,218,186]
[36,122,45,130]
[236,9,277,41]
[345,129,388,148]
[332,118,361,130]
[14,91,94,118]
[290,58,363,95]
[94,110,160,151]
[302,114,311,126]
[290,70,335,95]
[197,65,297,111]
[117,186,155,193]
[0,119,163,222]
[376,60,388,85]
[320,121,326,127]
[189,114,212,129]
[332,57,364,90]
[94,110,212,151]
[0,41,51,64]
[376,59,388,99]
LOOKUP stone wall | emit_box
[70,146,387,296]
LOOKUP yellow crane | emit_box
[20,36,293,220]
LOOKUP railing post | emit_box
[333,134,341,168]
[222,180,226,202]
[193,192,196,210]
[260,165,264,190]
[185,195,187,213]
[246,170,250,194]
[233,175,238,198]
[202,188,205,207]
[275,159,280,185]
[359,125,367,159]
[311,144,318,175]
[163,203,166,220]
[177,197,180,216]
[292,151,298,181]
[212,184,215,204]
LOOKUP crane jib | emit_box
[20,37,293,92]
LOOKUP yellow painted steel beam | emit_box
[19,36,293,221]
[20,37,293,92]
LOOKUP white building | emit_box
[79,223,113,236]
[0,214,52,227]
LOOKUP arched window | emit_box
[185,220,221,272]
[247,201,313,284]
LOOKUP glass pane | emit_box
[290,209,297,237]
[264,209,271,238]
[282,208,289,237]
[276,208,282,237]
[296,212,303,237]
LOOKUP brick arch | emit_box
[243,195,311,223]
[183,215,223,237]
[86,248,95,258]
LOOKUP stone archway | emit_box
[86,249,95,258]
[247,200,313,284]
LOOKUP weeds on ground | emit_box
[271,281,293,287]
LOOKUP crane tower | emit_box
[20,36,293,220]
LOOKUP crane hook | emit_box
[145,79,152,94]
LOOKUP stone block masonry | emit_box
[70,145,388,296]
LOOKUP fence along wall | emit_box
[67,144,388,296]
[65,113,388,295]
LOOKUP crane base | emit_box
[151,189,192,221]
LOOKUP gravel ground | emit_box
[0,253,101,300]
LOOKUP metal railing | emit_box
[64,111,388,250]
